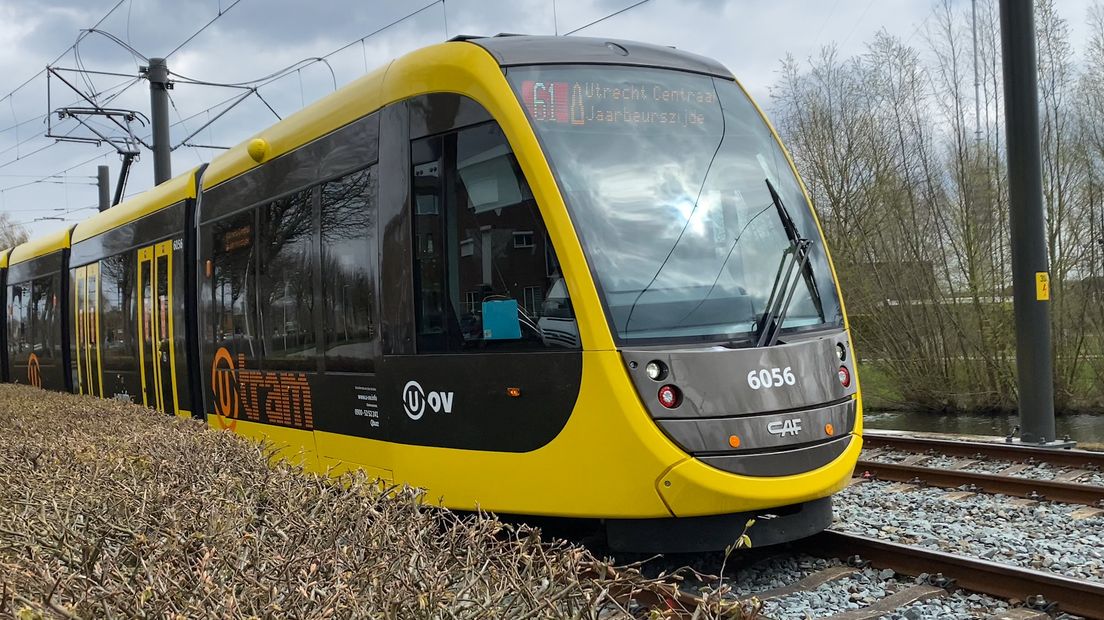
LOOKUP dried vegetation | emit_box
[0,385,756,618]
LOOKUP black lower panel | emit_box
[203,349,582,453]
[9,359,67,392]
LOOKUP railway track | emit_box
[858,431,1104,508]
[807,529,1104,619]
[863,431,1104,470]
[622,526,1104,619]
[854,459,1104,507]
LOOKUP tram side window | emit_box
[411,121,579,353]
[321,166,377,372]
[99,253,138,374]
[30,275,60,364]
[7,283,29,359]
[258,189,315,370]
[210,212,258,358]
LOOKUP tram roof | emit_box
[463,34,732,78]
[71,168,199,244]
[9,226,72,265]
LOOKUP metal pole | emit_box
[972,0,982,146]
[999,0,1057,445]
[147,57,172,185]
[97,165,111,212]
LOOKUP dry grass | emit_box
[0,385,757,619]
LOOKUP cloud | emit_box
[0,0,1096,238]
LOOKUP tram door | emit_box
[73,263,103,397]
[137,241,179,415]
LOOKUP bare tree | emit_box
[0,212,29,249]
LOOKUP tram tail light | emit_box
[506,387,521,398]
[838,366,851,388]
[658,385,681,409]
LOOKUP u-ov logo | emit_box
[403,380,454,420]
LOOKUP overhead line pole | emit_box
[97,165,110,211]
[998,0,1065,447]
[146,58,172,185]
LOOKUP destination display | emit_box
[519,79,716,128]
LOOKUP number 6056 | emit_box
[747,367,796,390]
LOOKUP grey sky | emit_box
[0,0,1096,239]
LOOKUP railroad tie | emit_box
[753,566,858,601]
[984,609,1050,620]
[1055,468,1093,483]
[997,463,1033,476]
[899,454,932,466]
[1070,506,1104,520]
[818,584,946,620]
[948,458,979,470]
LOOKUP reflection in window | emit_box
[99,253,137,374]
[321,166,376,372]
[31,275,59,363]
[259,189,315,370]
[7,283,29,359]
[411,120,578,352]
[210,212,257,356]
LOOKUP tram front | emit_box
[508,63,861,551]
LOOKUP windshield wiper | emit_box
[754,178,823,347]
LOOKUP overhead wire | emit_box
[166,0,246,58]
[0,0,127,108]
[564,0,652,36]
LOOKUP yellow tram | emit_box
[2,35,861,551]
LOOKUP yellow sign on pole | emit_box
[1035,272,1050,301]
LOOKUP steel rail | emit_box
[862,432,1104,469]
[809,530,1104,619]
[855,460,1104,507]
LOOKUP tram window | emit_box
[321,166,377,372]
[100,253,138,375]
[258,189,316,370]
[210,212,258,357]
[30,275,60,363]
[411,121,579,352]
[7,283,29,359]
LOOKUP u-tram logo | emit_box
[211,347,314,431]
[27,353,41,389]
[211,347,239,430]
[402,380,454,421]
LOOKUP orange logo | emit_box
[210,346,314,431]
[27,353,41,388]
[211,347,238,430]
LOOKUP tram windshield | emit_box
[508,65,843,343]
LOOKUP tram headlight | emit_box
[658,384,682,409]
[645,360,668,381]
[836,343,847,361]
